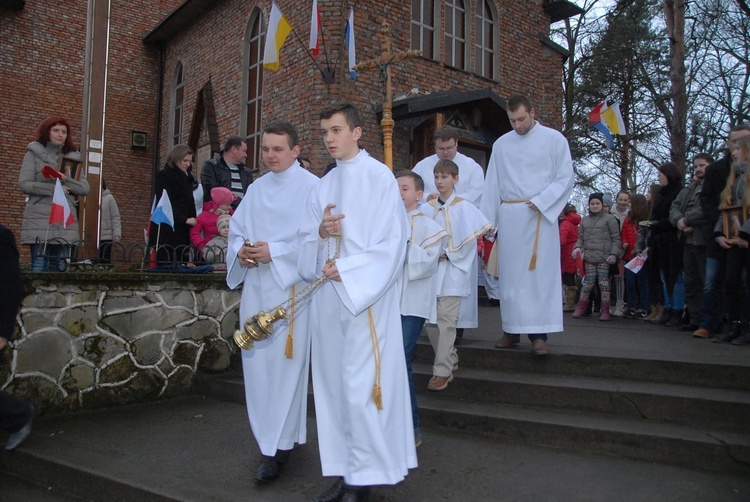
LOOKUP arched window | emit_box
[443,0,467,70]
[474,0,496,79]
[411,0,436,60]
[170,62,185,146]
[241,8,265,169]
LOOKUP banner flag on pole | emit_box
[589,101,627,149]
[309,0,320,56]
[263,1,293,71]
[49,178,74,227]
[150,191,175,229]
[344,8,357,80]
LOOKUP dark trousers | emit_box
[683,244,706,325]
[0,391,32,434]
[401,315,425,432]
[723,247,750,323]
[700,256,726,332]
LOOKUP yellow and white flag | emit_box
[263,2,293,71]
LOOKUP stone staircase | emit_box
[195,337,750,476]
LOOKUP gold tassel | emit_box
[368,308,383,411]
[528,212,542,271]
[529,253,537,270]
[284,285,295,359]
[372,383,383,411]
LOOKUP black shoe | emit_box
[488,298,500,307]
[342,485,371,502]
[5,404,34,451]
[312,478,345,502]
[732,329,750,345]
[679,323,699,332]
[255,459,282,483]
[665,310,683,327]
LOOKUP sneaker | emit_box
[693,328,711,338]
[731,331,750,345]
[427,374,454,391]
[623,309,635,319]
[5,404,34,451]
[632,310,648,320]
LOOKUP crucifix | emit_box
[354,21,421,170]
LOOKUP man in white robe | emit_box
[299,102,417,502]
[412,126,486,340]
[480,94,575,356]
[226,121,319,483]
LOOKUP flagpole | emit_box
[289,25,332,83]
[43,224,50,255]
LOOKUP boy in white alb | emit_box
[427,159,491,391]
[396,170,448,446]
[299,102,417,502]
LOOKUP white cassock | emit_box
[226,163,319,456]
[412,151,485,207]
[414,152,485,327]
[480,121,574,334]
[401,209,448,321]
[429,194,491,318]
[298,150,418,486]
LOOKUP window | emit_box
[241,8,265,169]
[411,0,436,59]
[474,0,495,79]
[171,62,185,146]
[443,0,466,69]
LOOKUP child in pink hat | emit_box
[190,187,236,250]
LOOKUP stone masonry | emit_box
[0,273,241,414]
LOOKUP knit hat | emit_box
[602,193,614,208]
[211,187,236,207]
[216,214,231,231]
[589,192,604,204]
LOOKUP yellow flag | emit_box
[263,2,293,71]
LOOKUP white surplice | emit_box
[298,150,417,486]
[412,151,485,207]
[401,209,448,322]
[480,121,575,334]
[429,193,491,327]
[226,163,319,456]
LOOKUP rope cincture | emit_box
[368,307,383,411]
[502,198,542,271]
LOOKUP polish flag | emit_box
[309,0,320,56]
[49,178,74,227]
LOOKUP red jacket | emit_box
[621,216,638,261]
[559,211,581,274]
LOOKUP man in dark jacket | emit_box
[670,153,712,332]
[200,136,253,209]
[0,224,35,450]
[696,124,750,339]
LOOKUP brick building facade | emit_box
[0,0,580,260]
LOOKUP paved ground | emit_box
[1,302,749,501]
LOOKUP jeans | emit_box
[625,263,650,311]
[660,269,684,310]
[28,243,70,272]
[401,315,425,431]
[699,256,725,332]
[682,244,706,325]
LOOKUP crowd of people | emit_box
[11,102,749,501]
[562,124,750,347]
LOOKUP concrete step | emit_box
[414,340,750,391]
[417,393,750,475]
[412,363,750,433]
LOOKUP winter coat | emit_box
[19,142,89,245]
[575,211,622,264]
[699,155,731,259]
[99,189,122,241]
[621,216,639,261]
[669,179,709,246]
[200,156,253,208]
[148,163,197,250]
[559,211,581,274]
[0,224,23,342]
[650,181,683,293]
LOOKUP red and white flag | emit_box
[309,0,320,56]
[49,178,74,227]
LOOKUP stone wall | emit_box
[0,273,241,414]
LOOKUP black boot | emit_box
[341,484,371,502]
[713,321,743,343]
[255,449,291,483]
[665,309,683,327]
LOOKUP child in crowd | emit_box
[713,135,750,344]
[572,192,622,321]
[559,203,581,312]
[427,159,490,391]
[622,194,650,319]
[190,187,235,251]
[204,213,230,268]
[396,170,448,446]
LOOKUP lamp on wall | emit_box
[131,131,148,150]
